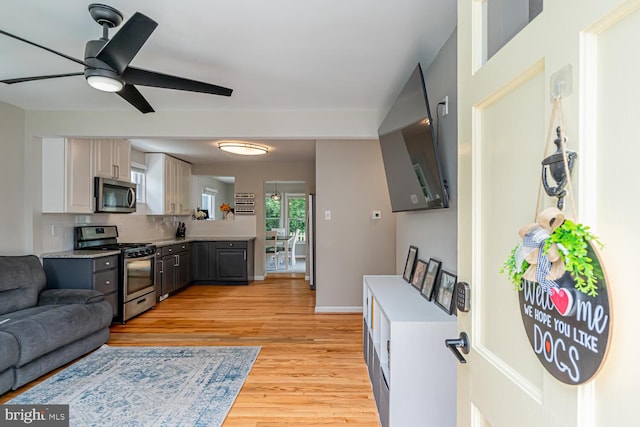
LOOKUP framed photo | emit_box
[421,258,442,301]
[411,259,428,291]
[402,246,418,283]
[434,270,457,314]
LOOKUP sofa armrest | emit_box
[38,289,105,306]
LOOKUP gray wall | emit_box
[395,29,458,275]
[315,139,396,311]
[0,101,27,254]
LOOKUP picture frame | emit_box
[402,246,418,283]
[421,258,442,301]
[434,270,457,314]
[411,259,428,291]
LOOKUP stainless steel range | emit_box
[74,225,156,323]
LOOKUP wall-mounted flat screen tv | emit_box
[378,63,448,212]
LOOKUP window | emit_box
[131,165,146,204]
[201,187,217,219]
[265,195,281,230]
[287,194,306,241]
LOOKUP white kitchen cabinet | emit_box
[42,138,94,213]
[145,153,192,215]
[363,275,457,427]
[94,139,131,181]
[177,160,192,215]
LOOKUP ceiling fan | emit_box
[0,3,233,113]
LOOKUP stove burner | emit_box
[96,243,150,250]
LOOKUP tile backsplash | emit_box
[39,212,257,255]
[39,213,189,254]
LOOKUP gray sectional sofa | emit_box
[0,255,112,395]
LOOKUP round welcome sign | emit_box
[518,242,611,385]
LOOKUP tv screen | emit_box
[378,63,448,212]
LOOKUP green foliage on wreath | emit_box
[501,219,603,296]
[543,219,603,297]
[500,245,529,292]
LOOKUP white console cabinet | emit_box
[363,275,457,427]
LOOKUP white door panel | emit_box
[458,1,640,426]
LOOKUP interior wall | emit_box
[0,102,27,254]
[395,29,458,275]
[315,139,396,311]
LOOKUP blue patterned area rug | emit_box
[8,345,260,426]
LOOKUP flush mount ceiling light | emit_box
[218,141,269,156]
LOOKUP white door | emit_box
[457,1,640,426]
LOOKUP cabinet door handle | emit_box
[105,261,110,266]
[159,260,164,274]
[175,254,180,267]
[243,250,246,261]
[105,280,110,285]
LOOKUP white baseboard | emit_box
[253,275,265,281]
[314,306,362,313]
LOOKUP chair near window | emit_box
[272,228,286,237]
[287,229,300,267]
[265,230,284,270]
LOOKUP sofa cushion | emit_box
[1,300,112,367]
[0,256,46,316]
[39,289,105,306]
[0,331,18,372]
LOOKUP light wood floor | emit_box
[1,276,380,426]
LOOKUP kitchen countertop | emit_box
[41,249,121,259]
[150,237,256,247]
[41,237,256,258]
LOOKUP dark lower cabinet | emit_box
[43,254,119,319]
[192,242,216,281]
[192,240,254,285]
[157,242,191,299]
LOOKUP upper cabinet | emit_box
[145,153,192,215]
[94,139,131,181]
[43,138,133,214]
[42,138,94,214]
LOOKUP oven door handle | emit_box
[124,253,155,263]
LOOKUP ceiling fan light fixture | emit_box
[218,141,269,156]
[86,74,124,92]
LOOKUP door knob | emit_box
[445,332,470,364]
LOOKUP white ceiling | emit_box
[0,0,457,163]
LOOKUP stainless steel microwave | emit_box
[95,177,136,213]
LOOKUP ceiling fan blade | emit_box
[1,72,84,84]
[122,67,233,97]
[96,12,157,74]
[0,29,88,67]
[117,84,155,114]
